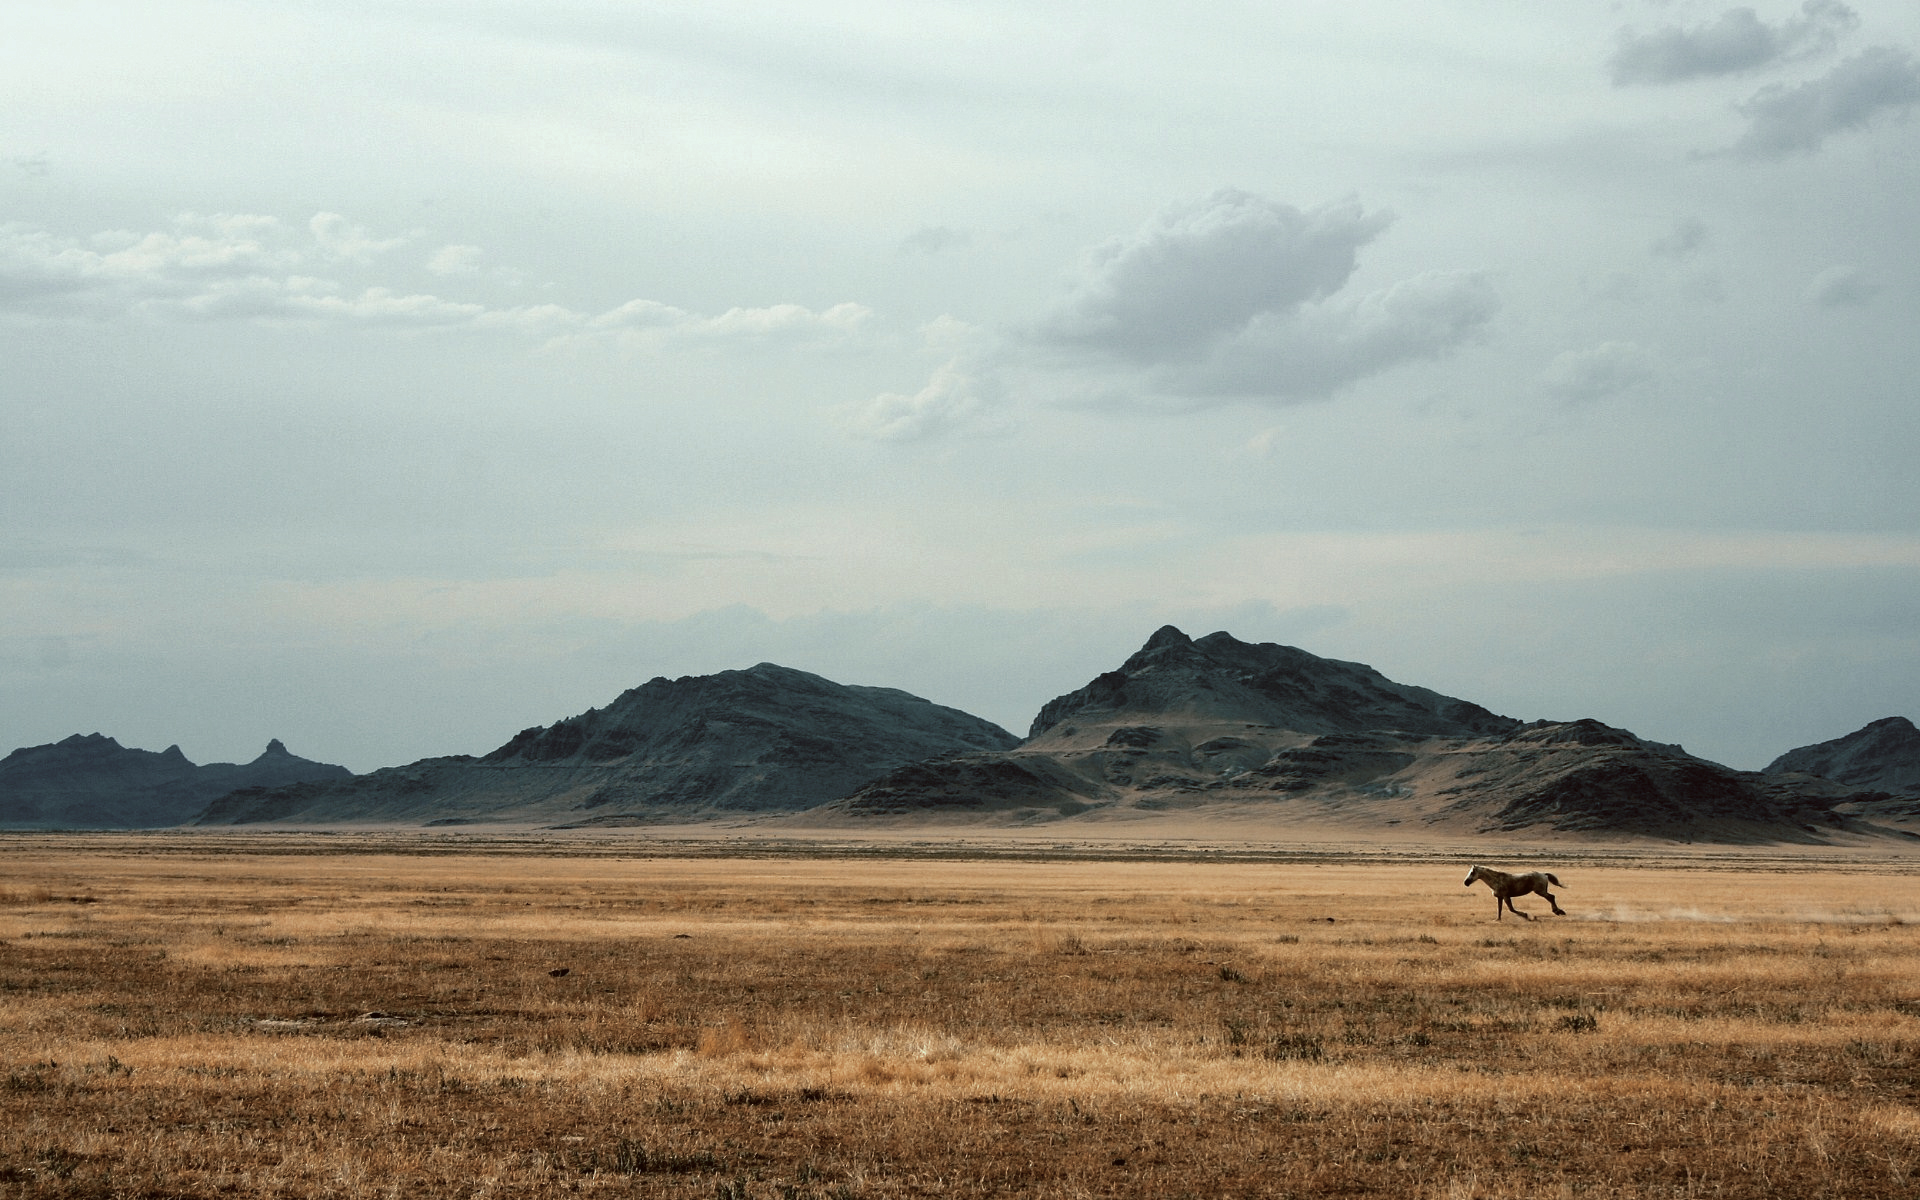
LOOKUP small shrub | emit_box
[1264,1033,1325,1061]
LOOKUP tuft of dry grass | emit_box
[2,837,1920,1196]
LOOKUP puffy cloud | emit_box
[1037,190,1394,362]
[1031,190,1496,404]
[308,212,407,263]
[426,244,484,276]
[1731,46,1920,158]
[842,360,997,443]
[1805,265,1880,306]
[0,213,407,319]
[1539,341,1657,404]
[1609,2,1858,86]
[859,191,1498,436]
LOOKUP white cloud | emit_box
[842,359,999,443]
[1609,2,1858,86]
[1732,46,1920,158]
[1539,341,1657,404]
[1804,265,1880,306]
[427,244,485,276]
[0,214,871,350]
[570,298,871,347]
[308,212,407,263]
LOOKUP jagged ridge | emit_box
[0,735,350,829]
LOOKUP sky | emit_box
[4,0,1919,774]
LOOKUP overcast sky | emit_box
[5,0,1919,773]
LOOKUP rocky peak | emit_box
[1766,716,1920,791]
[1028,627,1518,740]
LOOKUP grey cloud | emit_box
[1029,190,1496,405]
[1805,264,1880,306]
[1651,217,1709,260]
[1036,190,1395,362]
[1539,341,1657,404]
[1609,2,1858,86]
[1732,46,1920,158]
[1173,270,1500,400]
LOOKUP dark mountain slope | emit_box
[1765,717,1920,792]
[1028,625,1518,740]
[197,663,1019,825]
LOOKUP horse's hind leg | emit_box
[1543,889,1565,917]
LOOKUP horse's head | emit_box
[1463,866,1482,886]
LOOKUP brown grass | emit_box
[2,836,1919,1197]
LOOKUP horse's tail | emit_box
[1545,873,1564,888]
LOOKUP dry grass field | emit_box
[3,834,1920,1198]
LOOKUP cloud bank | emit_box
[1609,2,1858,85]
[0,212,867,348]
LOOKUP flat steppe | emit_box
[4,830,1919,1198]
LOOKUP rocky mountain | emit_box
[1761,716,1920,836]
[816,627,1888,843]
[0,735,351,829]
[196,663,1019,825]
[1027,625,1519,741]
[1764,717,1920,792]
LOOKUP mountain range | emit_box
[7,627,1918,842]
[0,736,349,829]
[815,627,1895,843]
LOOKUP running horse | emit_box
[1463,865,1566,921]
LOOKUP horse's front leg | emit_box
[1504,896,1531,921]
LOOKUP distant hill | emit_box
[815,626,1883,843]
[1765,717,1920,792]
[1763,717,1920,836]
[0,735,351,829]
[196,663,1019,826]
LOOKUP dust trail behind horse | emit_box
[1464,865,1566,921]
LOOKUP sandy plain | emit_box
[3,829,1919,1198]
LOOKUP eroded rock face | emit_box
[0,734,350,829]
[195,663,1020,826]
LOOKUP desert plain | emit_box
[3,830,1919,1198]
